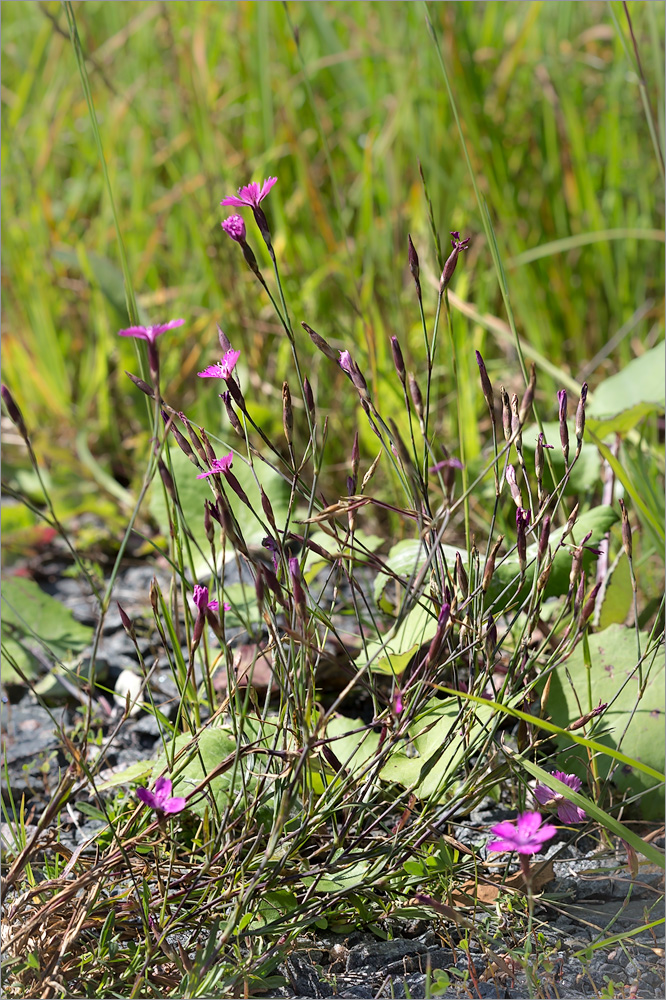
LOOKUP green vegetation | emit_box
[1,3,664,998]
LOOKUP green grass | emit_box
[1,1,664,518]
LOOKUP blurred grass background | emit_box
[1,0,664,532]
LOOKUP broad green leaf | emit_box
[324,715,380,774]
[97,760,154,791]
[1,577,94,684]
[1,637,40,686]
[34,656,108,705]
[544,625,664,819]
[378,697,495,800]
[301,851,373,893]
[357,601,439,676]
[587,341,665,438]
[596,552,633,629]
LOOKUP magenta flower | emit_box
[488,811,556,856]
[534,772,587,824]
[196,453,234,479]
[221,177,277,209]
[394,691,404,715]
[192,585,230,614]
[221,215,246,243]
[118,318,184,346]
[197,349,241,381]
[192,585,218,613]
[429,456,463,475]
[338,350,353,375]
[136,776,186,815]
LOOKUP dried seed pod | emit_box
[426,603,451,666]
[562,502,579,541]
[117,602,136,641]
[439,232,470,293]
[537,558,552,593]
[506,464,523,508]
[455,552,469,601]
[289,556,306,614]
[581,581,601,623]
[199,427,217,466]
[180,414,208,464]
[516,508,530,575]
[619,498,632,560]
[158,459,177,502]
[511,393,522,454]
[519,363,537,425]
[482,536,504,593]
[282,381,293,446]
[261,487,277,530]
[500,387,512,443]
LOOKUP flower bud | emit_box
[511,392,522,454]
[125,371,155,398]
[391,336,407,385]
[158,459,177,502]
[204,500,215,546]
[475,351,494,413]
[261,487,277,530]
[439,232,470,293]
[485,614,497,662]
[180,414,208,464]
[407,234,421,300]
[303,378,315,421]
[255,567,265,610]
[221,391,244,437]
[117,602,136,641]
[217,325,232,354]
[426,603,451,666]
[163,411,201,469]
[302,322,338,362]
[516,507,530,575]
[558,389,569,466]
[199,427,217,466]
[408,373,424,427]
[455,552,468,601]
[562,503,579,541]
[581,581,601,623]
[568,701,607,731]
[289,556,306,613]
[537,515,551,564]
[575,383,588,455]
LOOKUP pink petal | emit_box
[151,319,185,336]
[489,820,519,840]
[488,838,515,853]
[196,469,217,479]
[223,602,231,611]
[516,811,544,837]
[118,326,150,340]
[533,784,554,806]
[207,599,219,611]
[198,364,226,379]
[154,776,172,801]
[136,787,157,809]
[162,797,187,814]
[220,195,248,208]
[259,176,278,200]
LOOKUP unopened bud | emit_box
[149,578,160,615]
[255,567,265,609]
[261,488,277,530]
[217,325,232,354]
[199,427,217,466]
[125,371,155,398]
[303,378,315,421]
[426,603,451,666]
[408,373,424,426]
[575,382,588,450]
[158,459,177,502]
[562,503,579,541]
[485,614,497,661]
[557,389,569,466]
[537,559,552,592]
[475,351,494,412]
[619,498,632,560]
[568,701,607,731]
[282,381,293,446]
[302,322,338,362]
[289,556,306,613]
[163,411,201,469]
[117,602,136,641]
[537,515,551,564]
[204,501,215,545]
[221,391,244,437]
[516,507,530,574]
[180,414,208,464]
[391,336,406,385]
[581,581,601,623]
[439,232,470,293]
[1,384,28,439]
[224,470,251,508]
[511,393,522,454]
[407,234,422,299]
[455,552,468,601]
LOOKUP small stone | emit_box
[113,668,144,716]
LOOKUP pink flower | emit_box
[196,453,233,479]
[338,350,353,375]
[534,772,587,824]
[192,585,230,614]
[197,349,241,381]
[394,692,404,715]
[137,776,186,815]
[221,177,277,209]
[192,585,218,613]
[118,319,184,345]
[488,811,557,856]
[221,215,246,242]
